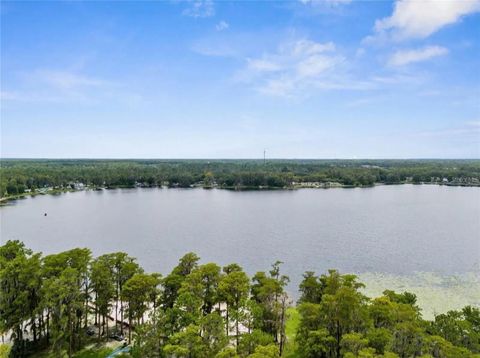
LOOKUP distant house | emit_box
[70,182,85,190]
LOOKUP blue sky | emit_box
[1,0,479,158]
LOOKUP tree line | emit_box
[1,241,479,358]
[1,159,480,197]
[295,271,479,358]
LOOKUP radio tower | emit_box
[263,149,266,165]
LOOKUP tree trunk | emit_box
[336,321,341,358]
[84,281,89,329]
[38,315,44,341]
[102,315,105,339]
[69,317,73,358]
[98,315,101,341]
[279,296,287,356]
[46,311,50,344]
[32,318,37,343]
[120,285,124,336]
[236,317,240,352]
[153,298,157,320]
[16,326,24,357]
[120,301,124,335]
[116,277,119,331]
[225,305,229,337]
[128,314,132,343]
[94,292,98,325]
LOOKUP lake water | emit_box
[1,185,479,317]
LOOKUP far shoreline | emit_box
[1,181,479,205]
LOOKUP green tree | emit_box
[197,263,222,315]
[298,271,323,304]
[340,333,369,356]
[239,330,274,356]
[218,267,250,350]
[390,322,424,358]
[318,273,370,357]
[215,347,240,358]
[43,267,83,358]
[429,307,480,353]
[251,261,289,348]
[163,313,227,358]
[247,344,280,358]
[366,328,392,354]
[0,241,42,357]
[162,252,200,309]
[110,252,142,335]
[296,328,335,358]
[122,273,158,342]
[91,255,115,340]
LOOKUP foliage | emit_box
[1,159,479,198]
[295,270,479,358]
[1,241,478,358]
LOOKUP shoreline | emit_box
[1,181,479,204]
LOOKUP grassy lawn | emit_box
[32,344,116,358]
[283,307,300,358]
[2,311,301,358]
[73,346,115,358]
[0,344,11,358]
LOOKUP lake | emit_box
[1,185,479,317]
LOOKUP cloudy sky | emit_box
[1,0,479,158]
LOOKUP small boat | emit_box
[44,213,47,216]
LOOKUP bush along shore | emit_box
[1,241,479,358]
[1,159,479,203]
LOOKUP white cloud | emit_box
[296,54,338,77]
[215,20,229,31]
[258,77,296,97]
[388,45,448,66]
[32,70,107,90]
[355,48,366,57]
[239,39,358,97]
[372,73,424,85]
[2,69,115,103]
[182,0,214,18]
[291,40,335,55]
[247,58,283,72]
[191,31,271,58]
[368,0,480,41]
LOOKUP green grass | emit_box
[33,345,115,358]
[0,344,11,358]
[283,307,300,358]
[74,347,115,358]
[285,307,300,340]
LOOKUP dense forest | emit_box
[1,159,479,199]
[1,241,479,358]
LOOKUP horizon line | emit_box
[1,157,479,161]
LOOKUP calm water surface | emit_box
[1,185,479,308]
